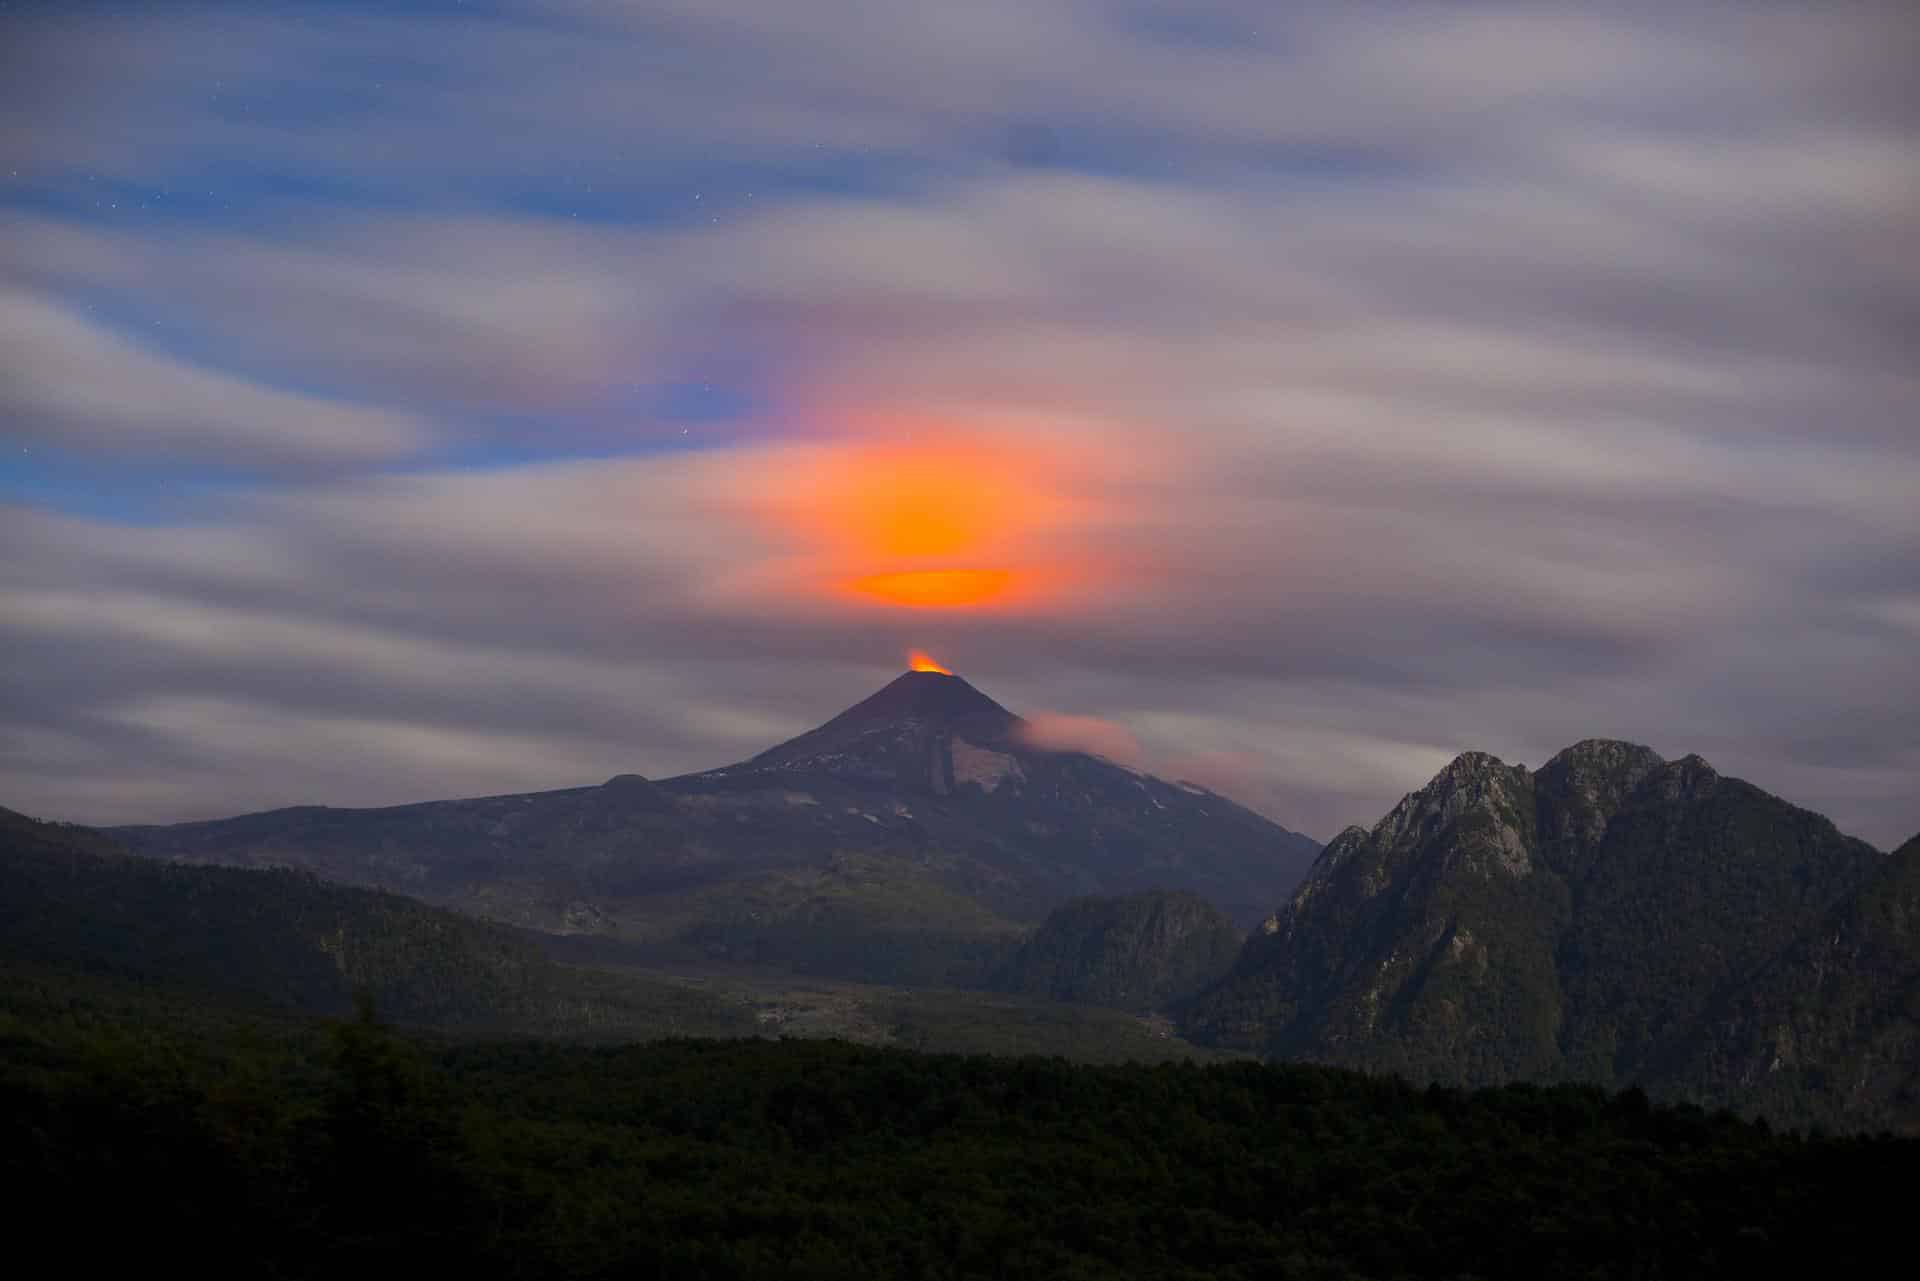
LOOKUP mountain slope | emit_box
[995,890,1243,1012]
[684,671,1318,924]
[742,668,1019,780]
[110,670,1320,982]
[2,806,1235,1065]
[1667,830,1920,1128]
[1188,751,1573,1083]
[0,806,754,1039]
[1182,741,1898,1127]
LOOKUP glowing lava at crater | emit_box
[907,650,954,675]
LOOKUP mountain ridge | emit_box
[0,804,756,1039]
[108,670,1321,982]
[1183,738,1905,1128]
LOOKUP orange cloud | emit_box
[854,569,1015,608]
[1015,712,1144,767]
[729,419,1122,614]
[1158,748,1267,802]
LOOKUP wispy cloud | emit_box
[1,289,434,466]
[3,2,1916,849]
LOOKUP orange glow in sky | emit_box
[850,569,1015,608]
[907,649,953,674]
[747,426,1099,613]
[786,438,1076,560]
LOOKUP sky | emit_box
[3,1,1917,850]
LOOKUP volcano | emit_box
[743,670,1018,783]
[109,670,1322,984]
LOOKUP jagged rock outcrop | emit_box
[1184,741,1897,1128]
[1192,749,1570,1083]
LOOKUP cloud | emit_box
[2,1,1917,854]
[0,289,433,466]
[1015,714,1144,767]
[1,215,672,421]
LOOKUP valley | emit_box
[7,679,1917,1277]
[14,670,1917,1132]
[109,669,1322,985]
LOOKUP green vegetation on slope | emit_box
[1183,743,1904,1130]
[1,807,1225,1064]
[666,852,1027,986]
[1666,830,1920,1128]
[995,889,1243,1011]
[873,989,1234,1063]
[0,805,756,1040]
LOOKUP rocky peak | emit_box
[1286,825,1371,915]
[1319,824,1369,861]
[1537,739,1665,788]
[1435,750,1513,782]
[734,671,1022,788]
[585,771,672,815]
[1648,753,1721,803]
[837,670,1017,732]
[747,670,1019,771]
[1375,752,1532,849]
[1347,751,1539,882]
[1533,739,1666,855]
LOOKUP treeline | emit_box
[0,805,755,1039]
[0,808,1236,1063]
[4,982,1910,1280]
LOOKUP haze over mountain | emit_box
[112,669,1319,985]
[1183,740,1914,1129]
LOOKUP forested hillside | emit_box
[1668,830,1920,1127]
[995,890,1242,1011]
[0,807,1221,1063]
[0,805,757,1038]
[1182,742,1909,1130]
[5,996,1909,1279]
